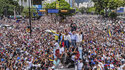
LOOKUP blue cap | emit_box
[17,57,20,60]
[1,58,4,61]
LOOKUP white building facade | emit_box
[17,0,31,7]
[17,0,76,8]
[78,1,94,8]
[44,0,75,7]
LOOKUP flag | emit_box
[108,29,112,37]
[0,33,2,37]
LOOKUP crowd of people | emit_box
[0,15,125,70]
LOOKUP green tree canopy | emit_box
[87,7,96,13]
[108,0,123,9]
[21,6,38,18]
[0,0,22,16]
[92,0,124,14]
[44,0,73,16]
[44,0,70,10]
[79,7,89,14]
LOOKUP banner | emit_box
[108,29,112,37]
[48,9,59,13]
[33,5,42,16]
[117,8,124,13]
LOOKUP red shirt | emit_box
[55,49,60,58]
[76,51,80,60]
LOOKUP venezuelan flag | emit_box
[108,29,112,37]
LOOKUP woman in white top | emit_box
[76,31,83,47]
[64,32,71,49]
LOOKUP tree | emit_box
[17,0,27,6]
[21,6,38,18]
[0,0,6,16]
[59,0,70,10]
[44,0,70,10]
[92,0,108,15]
[123,0,125,6]
[108,0,123,10]
[43,0,76,22]
[44,0,71,15]
[0,0,22,16]
[44,0,74,22]
[87,7,96,13]
[108,12,117,19]
[45,0,73,17]
[79,7,87,14]
[92,0,124,15]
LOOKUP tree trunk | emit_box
[14,7,16,19]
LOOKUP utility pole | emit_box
[29,0,32,37]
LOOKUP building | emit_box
[79,2,94,8]
[17,0,31,7]
[17,0,43,7]
[17,0,76,7]
[44,0,56,3]
[74,0,94,8]
[44,0,75,8]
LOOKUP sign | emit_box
[40,10,46,12]
[33,5,42,10]
[48,9,59,13]
[38,12,42,16]
[117,8,124,13]
[56,1,59,9]
[33,5,42,16]
[61,10,68,13]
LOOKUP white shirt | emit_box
[32,64,41,67]
[93,66,97,70]
[76,34,82,42]
[6,68,10,70]
[78,62,83,70]
[54,42,59,49]
[26,57,33,69]
[110,64,114,69]
[99,62,104,68]
[71,55,76,61]
[118,64,125,70]
[59,47,64,54]
[64,35,71,41]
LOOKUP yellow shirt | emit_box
[55,35,58,41]
[50,30,58,41]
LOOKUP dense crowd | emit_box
[0,15,125,70]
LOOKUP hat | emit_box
[17,57,20,60]
[1,58,4,61]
